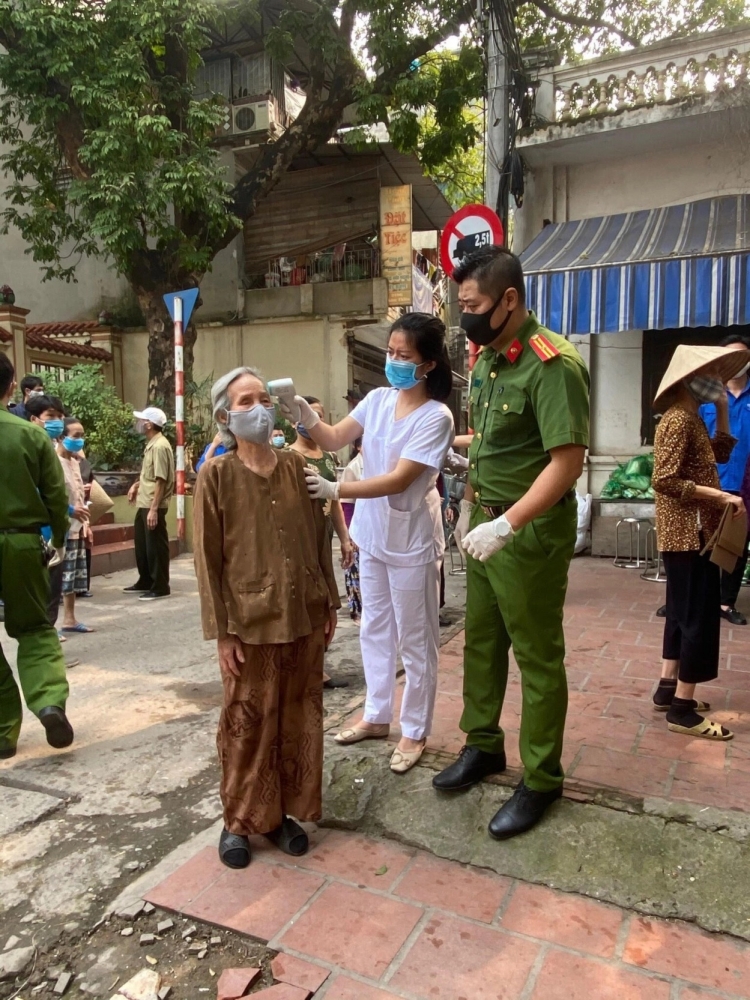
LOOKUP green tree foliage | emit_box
[44,365,143,470]
[0,0,744,409]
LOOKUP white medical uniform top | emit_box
[348,388,454,567]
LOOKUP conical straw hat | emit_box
[654,344,750,408]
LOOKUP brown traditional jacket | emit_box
[652,404,736,552]
[194,448,340,644]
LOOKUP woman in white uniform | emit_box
[284,313,454,773]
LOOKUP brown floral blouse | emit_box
[652,405,736,552]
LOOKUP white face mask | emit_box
[226,404,275,444]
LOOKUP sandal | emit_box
[667,719,734,741]
[219,829,251,869]
[390,741,426,774]
[265,816,309,856]
[61,623,95,634]
[334,723,390,745]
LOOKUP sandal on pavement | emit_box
[390,741,426,774]
[61,623,95,634]
[334,724,390,745]
[265,816,309,856]
[667,719,734,741]
[219,829,251,869]
[654,699,710,713]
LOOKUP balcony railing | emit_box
[548,26,750,125]
[258,249,380,288]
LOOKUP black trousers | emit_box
[133,508,170,595]
[721,532,750,607]
[662,550,721,684]
[48,562,63,627]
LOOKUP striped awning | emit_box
[520,195,750,336]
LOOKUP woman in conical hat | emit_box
[651,344,750,741]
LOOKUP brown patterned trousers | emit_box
[217,627,325,836]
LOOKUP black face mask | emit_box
[460,293,513,346]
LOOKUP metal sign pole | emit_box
[173,295,185,544]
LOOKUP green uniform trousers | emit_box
[460,498,576,792]
[0,533,69,751]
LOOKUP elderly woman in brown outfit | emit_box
[652,345,750,741]
[194,367,340,869]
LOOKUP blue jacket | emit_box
[700,382,750,491]
[195,442,227,472]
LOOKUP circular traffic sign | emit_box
[440,204,505,279]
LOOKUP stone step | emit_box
[91,522,134,546]
[91,538,180,577]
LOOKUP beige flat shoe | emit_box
[334,724,390,745]
[667,718,734,741]
[390,742,426,774]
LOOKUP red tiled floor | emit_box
[530,950,671,1000]
[270,954,329,992]
[181,864,324,941]
[636,729,730,769]
[624,916,750,996]
[394,852,511,923]
[278,883,422,980]
[294,830,414,890]
[144,845,225,911]
[389,913,539,1000]
[670,763,750,811]
[569,746,673,797]
[500,882,624,957]
[323,977,406,1000]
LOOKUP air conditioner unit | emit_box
[232,101,272,135]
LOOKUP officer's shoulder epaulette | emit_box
[529,332,561,362]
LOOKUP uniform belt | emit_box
[480,490,575,520]
[0,526,43,535]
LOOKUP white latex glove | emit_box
[453,499,473,550]
[463,515,515,562]
[305,467,340,501]
[444,448,469,473]
[279,395,320,431]
[48,545,66,568]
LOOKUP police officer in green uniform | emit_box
[433,246,589,839]
[0,352,74,759]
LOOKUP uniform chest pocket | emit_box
[489,387,529,442]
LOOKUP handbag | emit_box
[701,504,748,573]
[87,479,115,526]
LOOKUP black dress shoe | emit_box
[721,607,747,625]
[38,706,74,749]
[123,584,150,594]
[0,745,16,760]
[432,745,507,791]
[655,605,667,618]
[488,782,563,840]
[219,829,251,869]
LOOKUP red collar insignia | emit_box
[506,339,523,364]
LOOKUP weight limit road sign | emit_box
[440,205,505,279]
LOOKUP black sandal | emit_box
[219,828,251,869]
[265,816,309,856]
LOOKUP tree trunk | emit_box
[135,286,199,414]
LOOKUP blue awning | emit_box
[520,195,750,335]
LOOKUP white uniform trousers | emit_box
[359,549,441,740]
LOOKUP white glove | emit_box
[48,546,66,568]
[444,448,469,473]
[463,514,515,562]
[305,467,340,501]
[453,499,473,550]
[279,395,320,431]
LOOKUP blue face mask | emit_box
[385,358,424,390]
[63,437,85,453]
[296,423,312,440]
[44,419,64,440]
[272,435,286,448]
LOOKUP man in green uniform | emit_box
[433,246,589,838]
[0,353,73,758]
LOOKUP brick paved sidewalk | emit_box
[363,557,750,813]
[145,828,750,999]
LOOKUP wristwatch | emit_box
[492,514,515,539]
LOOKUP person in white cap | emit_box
[651,344,750,741]
[124,407,174,601]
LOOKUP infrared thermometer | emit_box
[268,378,297,408]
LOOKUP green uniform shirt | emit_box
[0,409,70,547]
[137,433,175,509]
[468,313,590,504]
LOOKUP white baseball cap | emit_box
[133,406,167,428]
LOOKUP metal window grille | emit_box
[234,53,271,100]
[261,249,380,286]
[194,58,232,101]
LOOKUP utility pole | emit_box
[484,4,510,239]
